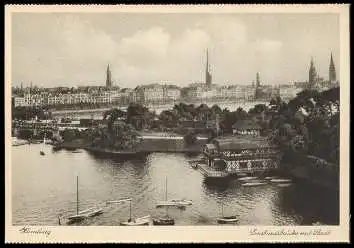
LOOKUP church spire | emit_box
[106,64,112,89]
[205,49,212,87]
[309,57,317,87]
[329,52,336,82]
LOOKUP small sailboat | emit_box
[40,135,46,156]
[217,203,238,224]
[67,176,103,224]
[153,177,175,226]
[120,199,150,226]
[264,176,277,180]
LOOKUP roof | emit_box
[232,119,262,130]
[212,135,276,151]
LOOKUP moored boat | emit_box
[217,203,238,224]
[152,216,175,226]
[67,176,103,224]
[270,179,292,183]
[238,176,258,181]
[156,199,192,208]
[242,182,267,187]
[120,199,151,226]
[276,183,292,187]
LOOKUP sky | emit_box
[11,13,340,88]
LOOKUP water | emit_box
[11,144,339,226]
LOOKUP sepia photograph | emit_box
[5,4,350,243]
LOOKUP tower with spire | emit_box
[329,52,337,83]
[205,49,212,87]
[308,57,317,88]
[106,64,112,89]
[256,72,261,88]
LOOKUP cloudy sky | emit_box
[12,13,339,88]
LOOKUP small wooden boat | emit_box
[67,176,103,224]
[237,173,248,177]
[238,176,258,181]
[276,183,292,187]
[152,216,175,226]
[40,151,45,156]
[264,176,277,180]
[217,203,238,224]
[120,199,150,226]
[270,179,292,183]
[242,182,267,187]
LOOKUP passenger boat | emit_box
[153,177,175,226]
[120,199,150,226]
[242,182,267,187]
[67,176,103,224]
[217,203,238,224]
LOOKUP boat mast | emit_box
[76,176,79,215]
[221,203,224,217]
[129,199,132,221]
[165,176,169,217]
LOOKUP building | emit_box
[13,96,26,107]
[279,84,302,101]
[200,135,280,176]
[308,57,318,89]
[232,119,262,136]
[162,85,181,101]
[135,84,164,104]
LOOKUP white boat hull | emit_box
[242,182,267,187]
[238,177,258,181]
[270,179,292,183]
[120,216,151,226]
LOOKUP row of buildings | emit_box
[12,52,338,108]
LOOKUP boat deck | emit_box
[198,163,229,178]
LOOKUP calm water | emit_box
[12,144,339,226]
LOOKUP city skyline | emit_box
[12,13,339,88]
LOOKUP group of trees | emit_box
[268,87,339,165]
[12,106,52,120]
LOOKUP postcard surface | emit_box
[5,4,350,243]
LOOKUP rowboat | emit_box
[242,182,267,187]
[276,183,292,187]
[270,179,292,183]
[153,216,175,225]
[264,176,277,180]
[238,176,258,181]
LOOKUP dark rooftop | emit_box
[232,119,262,130]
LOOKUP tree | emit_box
[184,131,197,145]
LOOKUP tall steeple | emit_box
[205,49,212,87]
[329,52,336,82]
[309,57,317,87]
[106,64,112,89]
[256,72,261,87]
